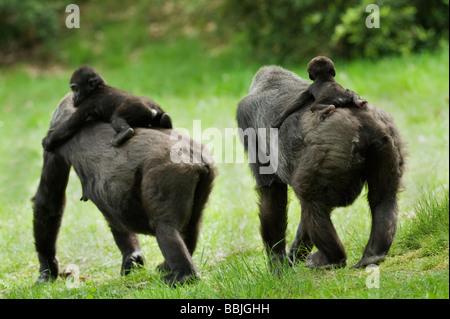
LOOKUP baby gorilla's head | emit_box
[307,56,336,81]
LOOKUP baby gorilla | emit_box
[271,56,367,128]
[42,66,173,151]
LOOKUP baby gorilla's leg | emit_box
[112,128,135,147]
[159,113,173,129]
[354,99,368,107]
[310,103,335,115]
[318,104,336,120]
[110,115,135,147]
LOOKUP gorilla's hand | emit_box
[42,131,56,152]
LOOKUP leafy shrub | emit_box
[0,0,67,63]
[1,0,448,65]
[222,0,449,63]
[333,0,450,59]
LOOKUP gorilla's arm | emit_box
[32,150,71,282]
[271,89,313,128]
[42,105,91,151]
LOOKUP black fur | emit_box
[238,66,407,272]
[42,66,173,151]
[272,56,367,128]
[33,93,215,286]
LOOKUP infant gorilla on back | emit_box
[272,56,367,127]
[42,66,173,151]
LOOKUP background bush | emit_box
[1,0,448,65]
[222,0,449,63]
[0,0,69,64]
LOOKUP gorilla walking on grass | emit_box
[237,66,406,272]
[33,93,215,286]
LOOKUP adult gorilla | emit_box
[237,66,406,272]
[32,93,215,286]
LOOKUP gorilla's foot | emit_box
[305,251,346,270]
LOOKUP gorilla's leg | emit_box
[155,223,199,286]
[159,113,173,129]
[110,115,134,147]
[155,172,212,275]
[300,201,347,269]
[32,152,71,283]
[257,182,291,274]
[352,137,400,268]
[288,219,314,263]
[109,228,145,275]
[318,104,336,120]
[183,166,214,256]
[141,164,202,285]
[155,198,203,276]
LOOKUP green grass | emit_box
[0,15,448,299]
[395,188,449,256]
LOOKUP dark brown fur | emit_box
[238,66,406,272]
[33,93,215,286]
[272,56,367,128]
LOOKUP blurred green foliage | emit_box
[0,0,214,65]
[0,0,70,63]
[332,0,450,59]
[0,0,448,65]
[223,0,449,62]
